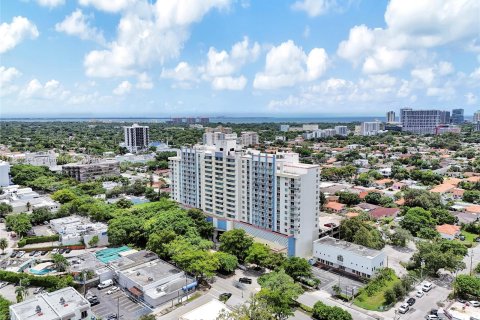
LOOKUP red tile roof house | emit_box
[369,207,400,220]
[324,202,345,213]
[436,224,461,240]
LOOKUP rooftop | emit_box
[436,224,460,235]
[9,287,90,320]
[313,236,383,259]
[179,299,231,320]
[119,259,182,287]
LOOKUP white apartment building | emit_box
[24,151,57,167]
[10,287,93,320]
[124,123,150,153]
[313,236,385,278]
[360,121,381,136]
[170,142,321,257]
[50,215,109,248]
[474,110,480,123]
[400,108,442,134]
[0,161,10,187]
[239,131,259,146]
[280,125,290,132]
[386,111,396,123]
[335,126,348,136]
[203,131,237,145]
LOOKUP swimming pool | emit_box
[30,268,55,275]
[95,246,131,263]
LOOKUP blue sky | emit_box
[1,0,479,117]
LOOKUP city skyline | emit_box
[1,0,480,117]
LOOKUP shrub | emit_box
[0,295,10,320]
[0,270,74,290]
[17,234,60,248]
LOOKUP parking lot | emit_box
[312,266,365,297]
[380,282,451,320]
[88,286,152,319]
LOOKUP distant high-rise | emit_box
[360,121,381,136]
[439,111,450,124]
[473,110,480,123]
[124,123,149,153]
[451,109,464,124]
[400,109,442,134]
[386,111,395,123]
[334,126,348,136]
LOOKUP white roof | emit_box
[179,299,231,320]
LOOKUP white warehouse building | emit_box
[312,236,385,278]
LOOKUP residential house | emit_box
[436,224,460,240]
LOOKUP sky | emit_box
[1,0,479,117]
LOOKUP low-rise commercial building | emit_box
[9,287,93,320]
[62,159,120,182]
[50,216,109,247]
[312,236,386,278]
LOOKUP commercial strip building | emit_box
[9,287,93,320]
[169,135,321,257]
[312,236,386,278]
[62,159,120,182]
[123,123,150,153]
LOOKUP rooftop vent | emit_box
[148,277,153,282]
[59,297,65,305]
[136,272,141,276]
[35,305,42,313]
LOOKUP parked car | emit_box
[59,248,66,254]
[469,301,480,307]
[40,251,47,256]
[239,277,252,284]
[398,303,410,314]
[29,251,37,256]
[89,298,100,306]
[33,251,41,257]
[458,298,467,304]
[406,297,416,306]
[219,293,232,301]
[107,287,119,295]
[0,282,8,289]
[459,235,466,241]
[107,314,118,320]
[65,248,72,254]
[425,315,438,320]
[51,248,59,254]
[16,251,25,258]
[416,291,424,298]
[422,282,433,292]
[430,309,438,315]
[10,251,17,258]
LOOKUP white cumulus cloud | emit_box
[36,0,65,8]
[55,9,105,44]
[253,40,328,89]
[113,80,132,95]
[0,66,22,97]
[211,76,247,90]
[0,16,39,53]
[291,0,336,17]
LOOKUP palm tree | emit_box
[0,238,8,254]
[15,279,29,302]
[52,253,70,271]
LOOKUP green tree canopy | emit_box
[219,229,254,262]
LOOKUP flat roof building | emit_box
[313,236,385,278]
[9,287,93,320]
[62,159,120,182]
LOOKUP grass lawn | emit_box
[353,275,400,311]
[461,231,478,246]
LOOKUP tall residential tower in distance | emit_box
[400,108,442,134]
[124,124,150,153]
[473,110,480,123]
[386,111,395,123]
[451,108,464,124]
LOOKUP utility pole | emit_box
[469,248,474,276]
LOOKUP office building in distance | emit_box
[124,123,150,153]
[400,108,442,134]
[169,130,321,257]
[473,110,480,123]
[451,108,464,124]
[439,110,451,124]
[335,126,348,136]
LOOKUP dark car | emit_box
[430,309,438,315]
[10,251,17,258]
[65,248,72,254]
[219,293,232,301]
[107,314,118,320]
[59,248,66,254]
[40,251,47,256]
[88,297,100,306]
[459,235,466,241]
[407,298,416,306]
[29,251,37,256]
[239,277,252,284]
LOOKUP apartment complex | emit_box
[24,151,57,167]
[62,159,120,182]
[473,110,480,123]
[124,123,150,153]
[169,137,321,257]
[386,111,395,123]
[360,121,381,136]
[335,126,348,136]
[400,108,442,134]
[240,131,259,146]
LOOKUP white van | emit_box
[98,279,114,289]
[422,282,433,292]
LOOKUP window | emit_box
[81,311,88,319]
[337,255,343,262]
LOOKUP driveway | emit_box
[88,286,151,319]
[312,266,365,298]
[382,243,416,277]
